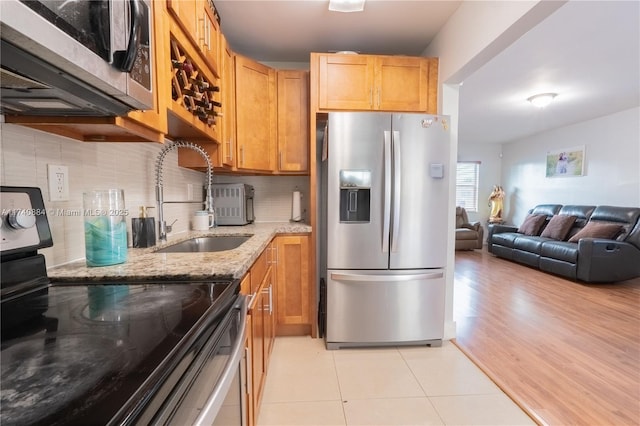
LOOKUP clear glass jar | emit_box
[83,189,128,267]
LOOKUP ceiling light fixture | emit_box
[527,92,557,108]
[328,0,365,13]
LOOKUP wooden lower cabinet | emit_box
[246,250,275,425]
[250,288,265,420]
[275,235,311,335]
[240,273,254,426]
[263,264,276,360]
[244,234,310,424]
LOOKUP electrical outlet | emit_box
[48,164,70,201]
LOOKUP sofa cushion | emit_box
[568,221,624,242]
[530,204,562,216]
[540,215,577,240]
[541,241,580,263]
[513,236,550,254]
[517,214,547,236]
[558,205,596,221]
[589,206,640,242]
[492,232,519,248]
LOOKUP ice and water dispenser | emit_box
[339,170,371,223]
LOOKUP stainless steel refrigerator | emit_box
[325,112,450,349]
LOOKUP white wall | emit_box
[0,124,309,268]
[501,107,640,226]
[214,174,309,223]
[458,141,503,229]
[424,1,565,85]
[422,0,563,340]
[0,124,204,267]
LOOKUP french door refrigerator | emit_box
[325,112,450,349]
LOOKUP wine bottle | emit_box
[202,85,220,93]
[194,97,210,108]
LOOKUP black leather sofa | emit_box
[488,204,640,283]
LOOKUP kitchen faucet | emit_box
[155,140,214,241]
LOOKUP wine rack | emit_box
[170,39,222,128]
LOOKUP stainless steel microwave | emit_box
[0,0,153,116]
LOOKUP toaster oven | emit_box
[212,184,255,226]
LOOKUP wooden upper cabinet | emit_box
[220,34,236,168]
[376,56,434,112]
[167,0,220,76]
[167,0,198,40]
[277,70,309,173]
[313,52,439,113]
[197,5,221,76]
[235,55,276,172]
[318,54,374,110]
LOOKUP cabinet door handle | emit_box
[377,88,381,108]
[244,347,251,395]
[279,151,283,170]
[239,145,244,165]
[369,87,373,107]
[200,13,210,49]
[262,286,272,314]
[226,139,233,162]
[198,16,206,48]
[206,13,211,48]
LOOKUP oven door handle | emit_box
[194,295,248,426]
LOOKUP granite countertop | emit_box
[48,222,311,282]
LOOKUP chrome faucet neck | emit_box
[155,140,215,241]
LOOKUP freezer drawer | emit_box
[325,269,445,349]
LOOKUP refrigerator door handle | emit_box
[382,131,392,253]
[330,272,444,282]
[391,131,401,252]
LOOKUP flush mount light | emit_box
[329,0,365,12]
[527,92,557,108]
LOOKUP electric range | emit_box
[0,186,241,425]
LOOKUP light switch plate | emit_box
[48,164,70,201]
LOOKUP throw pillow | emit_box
[540,215,577,240]
[568,222,624,243]
[517,214,547,236]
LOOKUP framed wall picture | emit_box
[546,146,585,177]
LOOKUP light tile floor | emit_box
[257,336,535,426]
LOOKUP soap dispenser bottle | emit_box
[132,206,156,248]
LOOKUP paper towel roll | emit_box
[291,191,302,222]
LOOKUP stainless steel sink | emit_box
[155,235,252,253]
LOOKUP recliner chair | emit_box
[455,206,484,250]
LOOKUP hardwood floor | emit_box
[453,249,640,426]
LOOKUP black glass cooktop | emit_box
[0,280,239,426]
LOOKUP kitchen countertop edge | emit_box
[48,222,311,282]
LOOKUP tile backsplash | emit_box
[0,124,309,267]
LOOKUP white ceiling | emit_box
[215,1,462,61]
[458,0,640,145]
[215,1,640,145]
